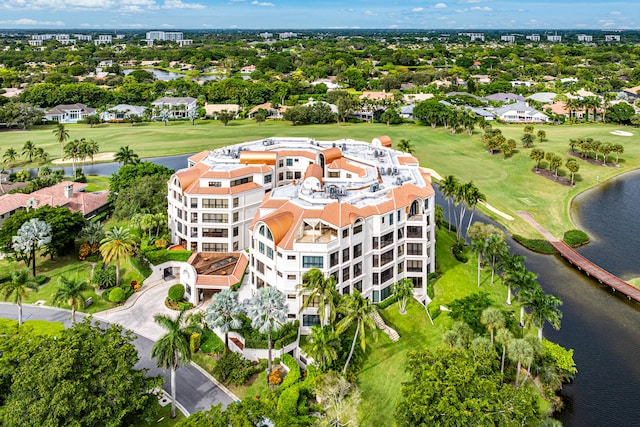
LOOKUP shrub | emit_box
[144,248,192,265]
[92,264,116,289]
[200,329,225,354]
[452,242,469,263]
[35,275,48,286]
[376,293,399,309]
[78,243,91,261]
[190,333,201,354]
[168,284,185,302]
[564,229,589,247]
[109,287,126,304]
[233,317,299,349]
[448,292,493,334]
[212,352,255,386]
[269,368,283,385]
[513,234,557,254]
[0,318,18,335]
[277,386,300,416]
[280,354,301,389]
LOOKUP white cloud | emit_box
[0,18,64,25]
[364,10,377,16]
[251,0,274,5]
[471,6,491,11]
[389,24,399,28]
[434,3,448,9]
[412,7,424,12]
[161,0,205,9]
[610,11,621,15]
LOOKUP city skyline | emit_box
[0,0,638,30]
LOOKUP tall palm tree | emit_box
[470,235,489,287]
[204,289,243,353]
[246,286,287,373]
[499,252,526,306]
[3,148,18,169]
[51,275,90,323]
[336,290,378,375]
[305,325,340,371]
[52,123,69,158]
[79,221,104,246]
[495,327,514,378]
[64,139,82,172]
[114,145,140,165]
[99,226,134,287]
[523,287,563,340]
[0,269,38,326]
[480,307,505,344]
[22,140,37,163]
[298,268,338,326]
[152,309,192,419]
[439,175,459,233]
[393,278,414,314]
[464,182,486,235]
[34,147,49,165]
[508,338,534,387]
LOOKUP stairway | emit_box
[370,311,400,342]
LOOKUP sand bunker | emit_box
[51,152,116,165]
[610,130,634,136]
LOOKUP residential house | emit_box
[492,101,549,123]
[0,181,109,227]
[402,93,434,103]
[484,93,526,103]
[302,100,339,114]
[400,104,416,119]
[204,103,242,119]
[247,102,290,119]
[527,92,558,104]
[100,104,147,122]
[359,90,395,103]
[45,103,96,124]
[310,78,342,91]
[151,97,198,119]
[241,65,256,74]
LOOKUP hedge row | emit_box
[280,354,301,389]
[512,235,557,254]
[563,229,590,247]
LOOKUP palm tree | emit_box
[52,123,69,158]
[499,252,526,306]
[152,309,192,419]
[439,175,459,232]
[524,287,563,340]
[12,218,52,277]
[470,234,489,287]
[521,132,534,148]
[495,327,513,378]
[566,159,580,185]
[79,221,104,246]
[465,182,486,235]
[22,140,37,163]
[537,129,546,143]
[393,278,414,314]
[34,147,49,165]
[51,275,90,323]
[3,148,18,169]
[336,290,378,375]
[114,145,140,165]
[298,268,338,326]
[204,289,243,353]
[99,226,134,287]
[246,286,287,374]
[530,148,545,171]
[305,325,340,371]
[480,307,505,344]
[508,338,534,387]
[0,269,38,326]
[396,138,414,154]
[64,139,82,172]
[443,321,473,349]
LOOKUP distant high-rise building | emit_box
[501,35,516,43]
[547,34,562,43]
[526,34,540,42]
[577,34,593,42]
[605,34,621,42]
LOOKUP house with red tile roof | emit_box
[0,181,109,227]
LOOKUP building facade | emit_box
[167,137,436,330]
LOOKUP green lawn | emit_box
[357,227,521,427]
[4,120,638,236]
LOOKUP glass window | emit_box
[407,243,422,255]
[342,247,350,262]
[303,314,321,327]
[264,174,272,184]
[353,262,362,277]
[342,266,350,281]
[380,285,392,301]
[303,256,324,268]
[286,158,293,166]
[408,260,423,272]
[353,243,362,258]
[342,228,349,238]
[202,213,228,223]
[330,251,339,267]
[202,199,228,208]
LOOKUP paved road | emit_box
[0,303,235,416]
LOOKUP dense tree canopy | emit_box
[0,319,162,427]
[0,205,85,259]
[396,347,540,426]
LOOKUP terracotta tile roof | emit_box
[185,181,262,195]
[304,164,323,181]
[327,158,366,177]
[193,252,249,287]
[321,147,341,163]
[277,150,317,161]
[397,155,419,165]
[188,150,209,164]
[0,181,109,217]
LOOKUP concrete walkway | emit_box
[515,211,559,242]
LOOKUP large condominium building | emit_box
[145,31,184,41]
[168,137,436,330]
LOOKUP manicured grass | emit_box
[132,403,185,426]
[84,175,111,192]
[4,120,638,236]
[357,228,520,427]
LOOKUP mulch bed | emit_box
[531,168,574,187]
[567,150,619,168]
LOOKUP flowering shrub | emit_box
[268,368,283,385]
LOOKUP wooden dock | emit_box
[550,241,640,303]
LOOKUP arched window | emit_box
[259,225,265,236]
[409,200,420,217]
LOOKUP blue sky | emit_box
[0,0,638,30]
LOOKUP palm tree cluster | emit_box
[569,138,623,165]
[438,175,486,242]
[2,141,50,170]
[63,138,100,174]
[297,268,379,376]
[530,148,578,183]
